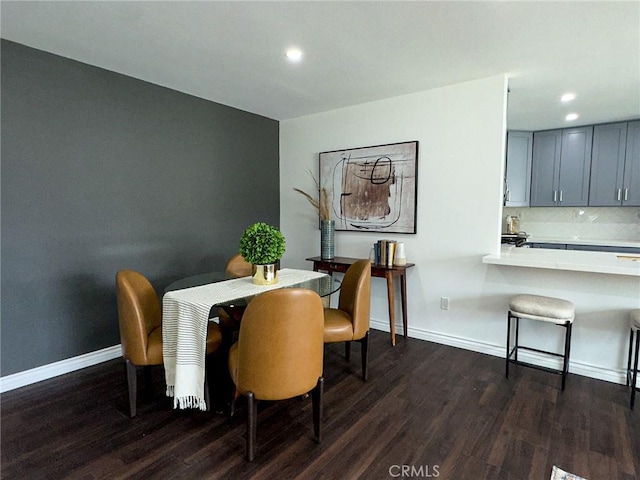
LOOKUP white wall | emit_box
[280,74,639,384]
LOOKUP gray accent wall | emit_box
[1,40,280,376]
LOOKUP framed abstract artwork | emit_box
[319,141,418,233]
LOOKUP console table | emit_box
[306,256,415,346]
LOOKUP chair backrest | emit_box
[225,253,252,278]
[115,269,161,365]
[236,288,324,400]
[338,259,371,340]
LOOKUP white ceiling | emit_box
[1,1,639,130]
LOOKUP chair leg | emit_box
[360,332,370,381]
[125,360,138,418]
[345,342,351,362]
[229,388,241,418]
[627,328,634,387]
[506,312,512,379]
[312,377,324,443]
[246,392,257,461]
[204,371,211,411]
[632,330,639,410]
[514,316,520,363]
[561,322,572,391]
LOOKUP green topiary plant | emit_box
[239,222,286,265]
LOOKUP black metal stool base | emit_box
[626,327,639,410]
[506,311,573,391]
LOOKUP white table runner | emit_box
[162,268,328,410]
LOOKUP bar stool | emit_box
[627,309,640,409]
[506,294,575,390]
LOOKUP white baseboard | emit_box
[1,320,629,394]
[0,345,122,393]
[369,318,628,386]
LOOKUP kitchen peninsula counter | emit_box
[483,246,640,277]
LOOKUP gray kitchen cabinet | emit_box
[528,242,640,253]
[589,120,640,206]
[566,244,640,254]
[530,130,562,206]
[527,242,567,249]
[530,126,593,206]
[623,120,640,206]
[504,131,533,206]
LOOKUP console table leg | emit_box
[400,272,408,339]
[307,256,414,347]
[385,272,396,346]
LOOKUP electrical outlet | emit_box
[440,297,450,310]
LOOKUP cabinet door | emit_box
[505,131,533,207]
[623,120,640,206]
[557,126,593,206]
[529,243,567,249]
[530,130,562,206]
[567,244,640,254]
[589,123,627,206]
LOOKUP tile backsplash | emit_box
[503,207,640,241]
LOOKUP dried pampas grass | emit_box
[294,173,331,221]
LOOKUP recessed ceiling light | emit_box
[285,48,303,62]
[566,113,579,121]
[561,93,576,102]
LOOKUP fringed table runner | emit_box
[162,268,328,410]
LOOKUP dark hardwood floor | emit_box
[2,330,638,479]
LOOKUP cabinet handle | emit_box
[553,191,557,202]
[617,188,622,201]
[624,188,629,201]
[559,190,563,202]
[506,190,511,201]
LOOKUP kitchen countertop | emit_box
[525,236,640,249]
[483,245,640,276]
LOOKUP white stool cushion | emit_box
[509,294,575,324]
[631,309,640,331]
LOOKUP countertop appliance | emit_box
[501,232,529,247]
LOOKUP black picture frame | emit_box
[319,141,418,233]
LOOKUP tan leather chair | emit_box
[116,269,223,417]
[218,254,252,340]
[225,252,252,278]
[323,259,371,380]
[228,288,325,461]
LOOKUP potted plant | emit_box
[239,222,286,285]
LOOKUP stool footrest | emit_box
[507,358,565,376]
[507,345,566,375]
[510,345,565,359]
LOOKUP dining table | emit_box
[162,268,340,410]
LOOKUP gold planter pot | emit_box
[252,264,278,285]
